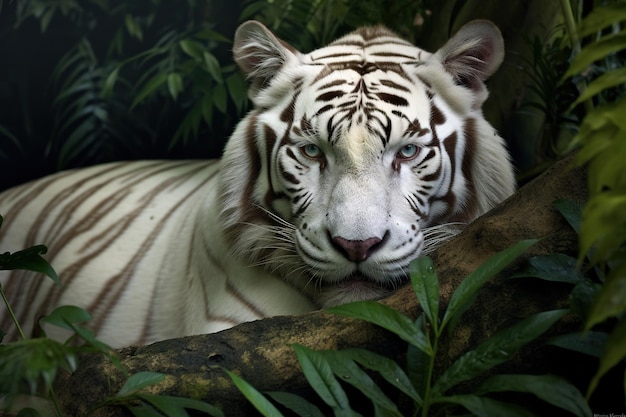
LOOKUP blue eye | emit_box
[397,144,419,159]
[302,143,323,159]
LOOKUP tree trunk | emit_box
[55,154,592,416]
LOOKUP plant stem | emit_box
[0,284,26,340]
[560,0,580,53]
[421,335,439,417]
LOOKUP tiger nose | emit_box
[332,236,383,262]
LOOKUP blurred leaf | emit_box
[508,254,584,284]
[167,72,184,101]
[224,369,284,417]
[564,33,626,79]
[580,192,626,263]
[292,344,357,417]
[432,309,568,397]
[0,337,78,396]
[131,72,168,109]
[437,394,533,416]
[102,66,121,97]
[203,51,223,84]
[0,245,59,285]
[266,392,325,417]
[213,83,228,114]
[476,374,591,417]
[587,317,626,398]
[125,14,143,41]
[571,67,626,108]
[549,331,609,358]
[441,239,539,331]
[586,262,626,329]
[41,305,91,331]
[578,3,626,38]
[117,372,166,397]
[180,39,205,61]
[409,256,439,334]
[569,279,601,319]
[327,301,432,355]
[553,199,584,234]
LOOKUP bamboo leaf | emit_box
[41,306,91,331]
[213,83,228,114]
[578,3,626,38]
[476,374,591,417]
[224,369,284,417]
[553,199,584,234]
[180,39,205,61]
[292,344,358,417]
[327,301,432,355]
[409,256,439,334]
[102,66,121,97]
[441,239,539,331]
[432,309,568,396]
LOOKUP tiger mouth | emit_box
[334,272,408,291]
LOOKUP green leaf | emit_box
[224,369,284,417]
[409,256,439,334]
[441,239,539,331]
[226,72,249,114]
[548,331,609,358]
[578,3,626,38]
[437,395,534,417]
[580,192,626,263]
[586,263,626,329]
[167,72,184,101]
[125,14,143,41]
[179,39,205,61]
[322,350,402,416]
[432,309,568,396]
[117,372,166,397]
[266,392,325,417]
[571,67,626,108]
[292,344,358,417]
[569,279,601,320]
[588,317,626,398]
[0,337,78,396]
[327,301,432,355]
[0,245,59,285]
[553,199,583,234]
[213,83,228,114]
[508,254,583,284]
[564,32,626,79]
[406,316,430,399]
[476,374,591,417]
[343,348,422,405]
[139,394,225,417]
[203,51,223,83]
[41,305,91,331]
[102,66,121,98]
[131,72,168,109]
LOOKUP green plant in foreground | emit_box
[0,214,223,417]
[228,239,591,417]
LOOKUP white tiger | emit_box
[0,20,514,348]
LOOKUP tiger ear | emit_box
[434,20,504,92]
[233,21,301,96]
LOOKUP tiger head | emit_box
[218,20,515,307]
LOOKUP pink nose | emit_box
[332,236,383,262]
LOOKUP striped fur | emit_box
[0,20,514,348]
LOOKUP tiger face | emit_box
[219,21,514,308]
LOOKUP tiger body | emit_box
[0,20,514,348]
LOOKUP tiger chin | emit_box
[0,19,515,348]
